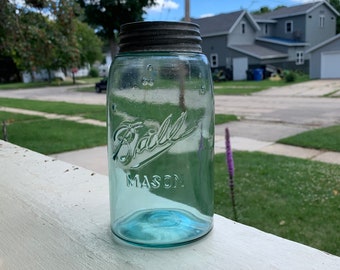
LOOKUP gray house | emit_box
[191,1,339,80]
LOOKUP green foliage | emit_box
[330,0,340,33]
[89,67,99,78]
[284,70,297,82]
[77,0,157,56]
[75,20,103,66]
[0,1,80,79]
[252,6,271,15]
[251,5,286,14]
[0,0,102,81]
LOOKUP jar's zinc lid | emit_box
[119,21,202,53]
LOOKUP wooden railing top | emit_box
[1,140,339,269]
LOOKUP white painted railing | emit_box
[1,140,339,269]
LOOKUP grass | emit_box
[214,74,309,95]
[0,97,106,122]
[1,111,106,154]
[0,77,101,90]
[215,114,238,125]
[278,125,340,152]
[214,151,340,256]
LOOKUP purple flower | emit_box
[225,127,237,221]
[225,127,234,179]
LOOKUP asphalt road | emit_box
[1,80,339,143]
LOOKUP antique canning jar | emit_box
[107,21,214,248]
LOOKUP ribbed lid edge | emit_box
[119,21,202,53]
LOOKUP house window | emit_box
[285,20,293,33]
[241,22,246,34]
[320,15,325,28]
[296,51,304,65]
[265,24,268,34]
[210,54,218,68]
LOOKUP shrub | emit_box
[89,67,99,77]
[284,70,297,82]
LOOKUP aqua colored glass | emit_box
[107,21,214,248]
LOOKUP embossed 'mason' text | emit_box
[126,174,184,189]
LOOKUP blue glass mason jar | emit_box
[107,21,214,248]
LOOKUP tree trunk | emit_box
[110,37,119,59]
[30,69,35,82]
[47,69,52,83]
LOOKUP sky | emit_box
[144,0,316,21]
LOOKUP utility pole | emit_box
[185,0,190,21]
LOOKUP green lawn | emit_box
[215,114,238,125]
[214,152,340,256]
[0,111,106,154]
[278,125,340,152]
[0,77,100,90]
[214,74,309,95]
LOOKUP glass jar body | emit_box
[107,52,214,248]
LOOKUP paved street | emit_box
[0,85,106,105]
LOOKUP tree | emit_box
[0,1,17,55]
[252,6,271,15]
[0,0,80,81]
[77,0,157,57]
[75,20,104,67]
[0,0,103,82]
[330,0,340,33]
[252,5,286,15]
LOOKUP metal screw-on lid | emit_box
[119,21,202,53]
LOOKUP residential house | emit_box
[306,33,340,79]
[191,1,339,80]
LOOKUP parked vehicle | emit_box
[95,78,107,93]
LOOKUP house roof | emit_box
[306,33,340,53]
[192,10,260,37]
[256,36,309,47]
[229,44,288,60]
[254,1,339,21]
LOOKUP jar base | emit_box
[112,208,212,248]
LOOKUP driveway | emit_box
[1,80,340,143]
[215,80,340,142]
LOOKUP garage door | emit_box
[321,51,340,79]
[233,57,248,81]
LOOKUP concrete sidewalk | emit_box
[51,136,340,176]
